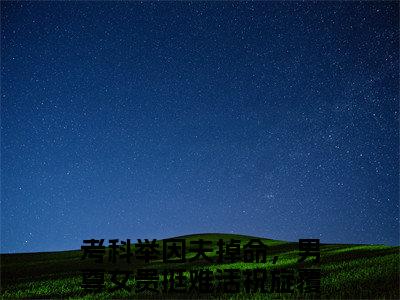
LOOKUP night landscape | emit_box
[1,1,399,299]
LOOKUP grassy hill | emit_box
[1,233,399,299]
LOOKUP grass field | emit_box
[1,233,399,299]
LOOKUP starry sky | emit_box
[1,1,399,253]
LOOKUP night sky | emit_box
[1,1,399,253]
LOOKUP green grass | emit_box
[1,233,399,299]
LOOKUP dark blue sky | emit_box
[1,1,398,253]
